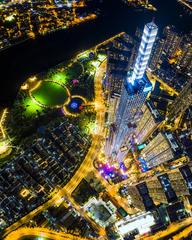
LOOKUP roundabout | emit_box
[30,81,70,108]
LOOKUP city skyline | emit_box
[0,0,192,240]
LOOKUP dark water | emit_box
[0,0,191,107]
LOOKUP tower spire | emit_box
[129,20,158,84]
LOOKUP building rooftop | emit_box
[125,75,152,96]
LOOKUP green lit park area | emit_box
[31,81,70,108]
[51,72,68,84]
[3,50,106,149]
[23,97,44,117]
[50,62,83,85]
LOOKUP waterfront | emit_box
[0,0,191,106]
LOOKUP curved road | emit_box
[3,59,107,238]
[4,227,92,240]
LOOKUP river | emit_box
[0,0,191,106]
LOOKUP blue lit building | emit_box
[108,21,158,161]
[130,21,158,84]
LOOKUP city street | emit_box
[146,70,179,96]
[4,227,92,240]
[143,217,192,240]
[3,58,107,238]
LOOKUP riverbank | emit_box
[0,0,191,107]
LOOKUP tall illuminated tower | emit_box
[130,21,158,83]
[108,21,158,161]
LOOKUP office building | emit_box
[107,21,157,160]
[146,176,169,204]
[140,132,181,168]
[147,174,178,204]
[163,25,182,58]
[126,182,155,211]
[167,80,192,122]
[176,42,192,75]
[130,21,158,83]
[134,100,163,144]
[148,38,165,71]
[179,164,192,195]
[106,33,134,124]
[168,168,191,197]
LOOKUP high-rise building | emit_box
[179,164,192,195]
[168,168,191,197]
[105,123,117,156]
[134,100,163,144]
[146,165,192,204]
[109,76,153,160]
[107,94,121,125]
[176,42,192,75]
[106,34,134,98]
[106,21,158,160]
[148,38,165,71]
[140,132,181,168]
[105,34,134,125]
[126,185,146,211]
[127,164,192,211]
[163,25,182,58]
[126,182,155,211]
[130,21,158,83]
[146,176,170,204]
[166,80,192,122]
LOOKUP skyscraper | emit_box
[130,21,158,84]
[106,21,158,161]
[146,165,192,205]
[134,100,163,144]
[126,182,155,211]
[146,174,178,204]
[163,25,182,58]
[140,132,181,168]
[166,80,192,123]
[168,167,191,197]
[148,38,165,71]
[176,42,192,74]
[105,33,134,124]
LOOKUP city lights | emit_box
[0,1,192,240]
